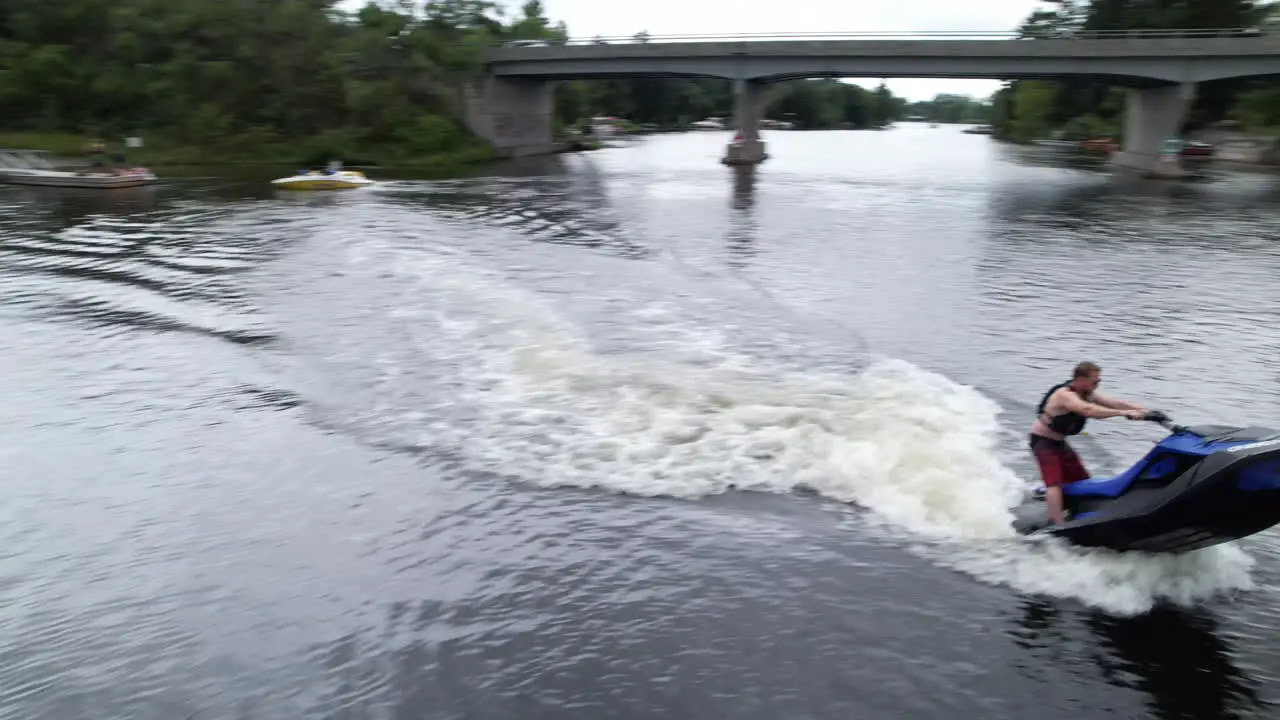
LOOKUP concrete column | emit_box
[1112,83,1196,178]
[722,80,769,166]
[462,76,557,158]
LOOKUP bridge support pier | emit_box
[463,76,556,158]
[722,80,769,166]
[1112,83,1196,178]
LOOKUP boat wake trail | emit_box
[280,211,1258,617]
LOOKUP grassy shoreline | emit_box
[0,132,503,170]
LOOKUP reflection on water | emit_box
[1088,607,1264,720]
[1011,600,1268,720]
[993,143,1236,186]
[989,171,1280,231]
[730,166,757,209]
[13,184,159,222]
[995,144,1114,174]
[727,168,758,269]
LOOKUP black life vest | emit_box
[1035,381,1089,436]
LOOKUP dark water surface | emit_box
[2,126,1279,719]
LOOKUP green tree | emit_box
[0,1,931,161]
[904,94,996,123]
[994,0,1280,141]
[1011,81,1059,141]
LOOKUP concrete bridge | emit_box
[465,29,1280,176]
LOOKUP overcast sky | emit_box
[352,0,1046,101]
[530,0,1042,100]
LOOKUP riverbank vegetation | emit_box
[558,71,917,131]
[990,0,1280,143]
[0,0,931,167]
[0,0,549,166]
[7,0,1268,165]
[901,95,995,125]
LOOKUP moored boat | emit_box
[0,149,157,189]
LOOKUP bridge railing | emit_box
[494,27,1268,47]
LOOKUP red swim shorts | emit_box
[1029,434,1090,488]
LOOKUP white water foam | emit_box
[934,536,1256,616]
[357,243,1257,615]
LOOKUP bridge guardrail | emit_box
[493,27,1268,47]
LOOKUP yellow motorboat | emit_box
[271,161,374,191]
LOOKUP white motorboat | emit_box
[270,161,374,191]
[0,149,158,188]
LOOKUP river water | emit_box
[1,124,1279,719]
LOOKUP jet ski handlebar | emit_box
[1142,410,1186,433]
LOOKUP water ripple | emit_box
[3,132,1280,720]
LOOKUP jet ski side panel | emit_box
[1238,457,1280,491]
[1064,448,1203,499]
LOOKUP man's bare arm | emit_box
[1058,390,1132,419]
[1091,392,1146,412]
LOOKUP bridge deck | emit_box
[488,36,1280,63]
[483,32,1280,84]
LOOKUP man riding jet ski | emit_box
[1015,363,1280,553]
[1028,362,1149,525]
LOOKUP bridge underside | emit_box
[757,72,1169,87]
[528,71,729,81]
[504,70,1173,88]
[488,54,1280,85]
[465,47,1254,176]
[486,35,1280,85]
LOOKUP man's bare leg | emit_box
[1045,486,1066,525]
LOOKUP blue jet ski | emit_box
[1013,411,1280,553]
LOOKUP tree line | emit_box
[0,0,966,163]
[989,0,1280,142]
[6,0,1263,162]
[1,0,535,162]
[559,74,921,131]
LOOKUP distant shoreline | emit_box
[0,132,500,170]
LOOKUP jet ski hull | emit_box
[1014,424,1280,553]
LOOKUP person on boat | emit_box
[109,150,128,175]
[1030,361,1148,525]
[86,139,107,169]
